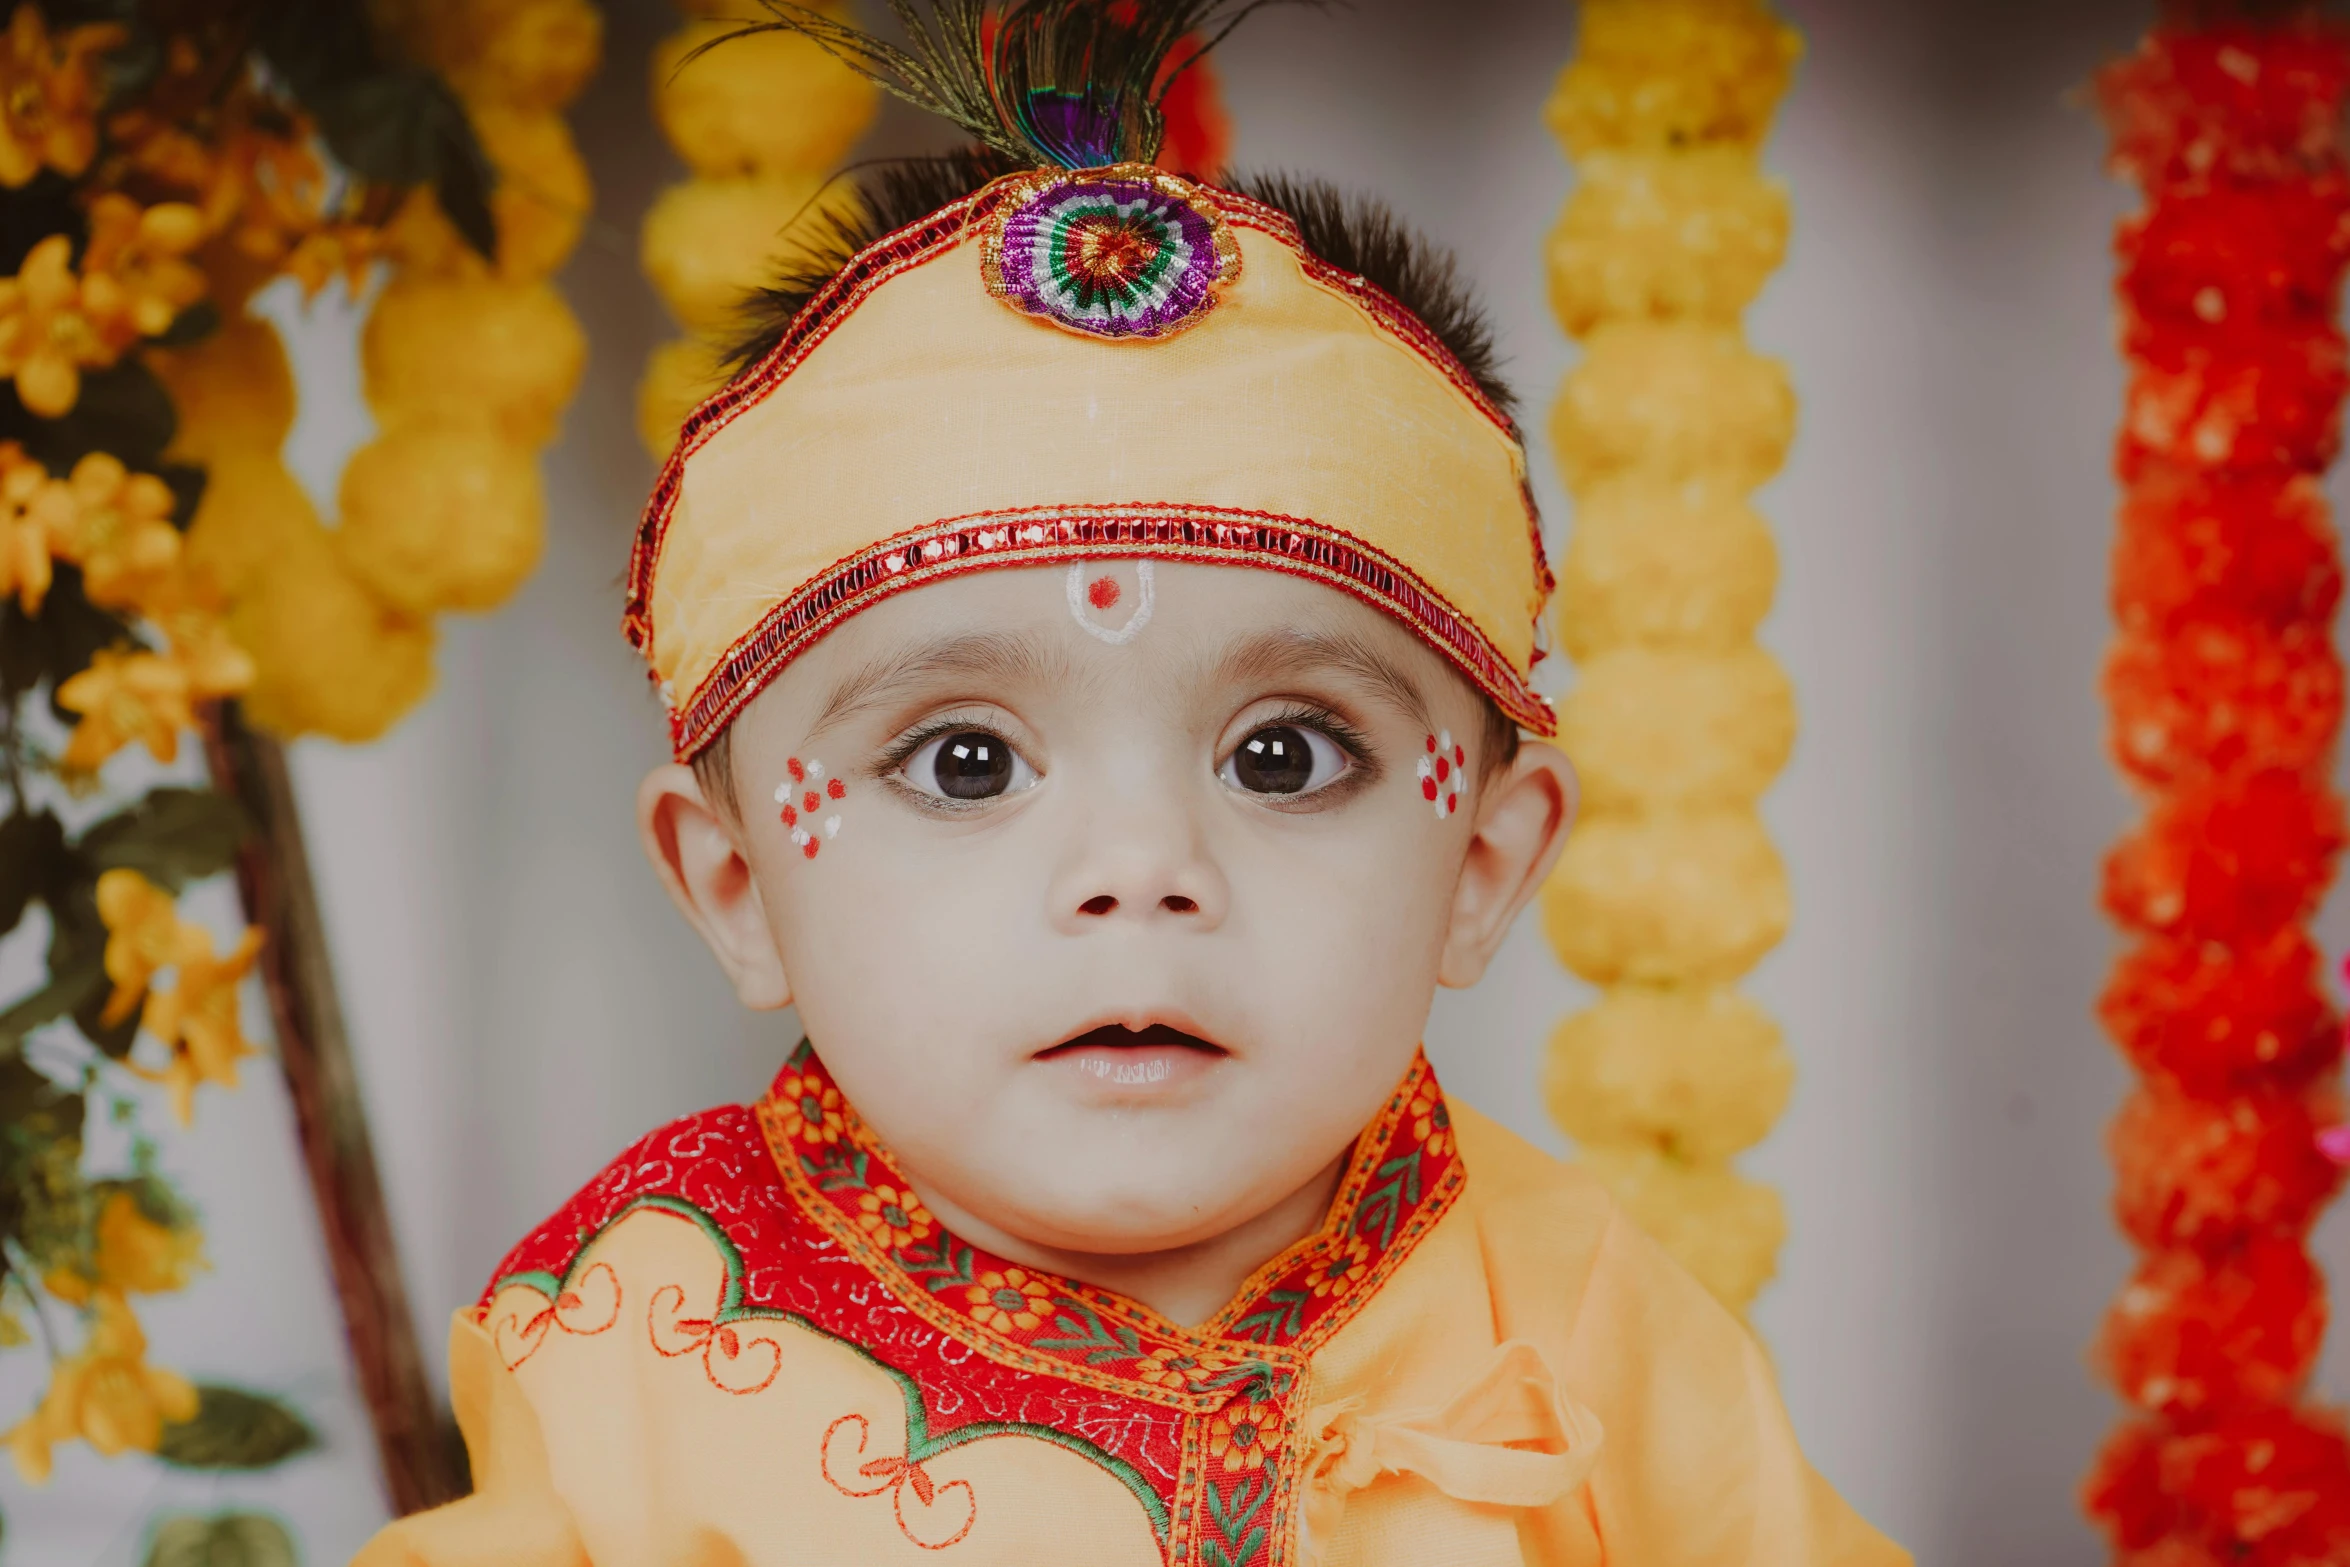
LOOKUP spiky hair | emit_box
[722,156,1518,418]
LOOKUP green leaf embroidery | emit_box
[143,1512,298,1567]
[1202,1473,1273,1567]
[1031,1295,1146,1366]
[156,1387,317,1471]
[1353,1151,1425,1252]
[79,788,252,892]
[1225,1288,1308,1345]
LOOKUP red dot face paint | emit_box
[1416,731,1466,819]
[1087,575,1121,611]
[776,759,847,860]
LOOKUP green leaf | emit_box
[0,812,66,939]
[143,1512,298,1567]
[316,70,495,256]
[0,957,101,1059]
[0,566,139,706]
[80,789,251,892]
[19,360,177,473]
[157,1388,318,1471]
[152,300,221,349]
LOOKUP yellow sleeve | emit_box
[1456,1109,1907,1567]
[351,1312,590,1567]
[1530,1208,1906,1567]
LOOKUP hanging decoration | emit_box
[1537,0,1803,1316]
[0,0,556,1527]
[148,0,599,742]
[635,0,881,459]
[2084,10,2350,1559]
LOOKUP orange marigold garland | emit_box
[2086,10,2350,1558]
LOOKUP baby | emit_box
[358,6,1906,1564]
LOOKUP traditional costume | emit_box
[358,5,1906,1560]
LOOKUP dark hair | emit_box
[721,155,1517,420]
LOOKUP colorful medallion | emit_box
[980,165,1241,342]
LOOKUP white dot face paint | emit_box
[775,755,848,860]
[1416,731,1466,819]
[1066,560,1155,645]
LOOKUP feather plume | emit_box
[694,0,1316,170]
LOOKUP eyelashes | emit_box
[866,702,1384,812]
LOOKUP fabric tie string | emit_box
[1297,1340,1602,1564]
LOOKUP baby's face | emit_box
[664,562,1566,1264]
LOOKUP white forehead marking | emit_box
[1065,560,1156,647]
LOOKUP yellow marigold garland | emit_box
[635,0,878,459]
[1541,0,1802,1316]
[147,0,599,742]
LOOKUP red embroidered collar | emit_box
[755,1042,1465,1410]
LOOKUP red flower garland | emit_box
[2090,11,2350,1560]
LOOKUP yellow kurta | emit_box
[356,1048,1905,1566]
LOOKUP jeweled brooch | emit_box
[979,165,1242,342]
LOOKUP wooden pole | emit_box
[204,703,464,1513]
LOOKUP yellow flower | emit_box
[1408,1088,1454,1160]
[78,195,206,341]
[49,451,182,610]
[0,5,124,189]
[147,316,297,468]
[1306,1236,1373,1301]
[279,222,381,301]
[0,233,112,417]
[156,602,255,701]
[0,488,49,613]
[362,276,586,446]
[1133,1345,1235,1393]
[472,103,590,283]
[1207,1398,1284,1473]
[771,1071,841,1146]
[135,924,264,1125]
[228,525,436,743]
[4,1288,198,1484]
[93,1190,206,1296]
[96,868,192,1027]
[853,1184,933,1251]
[56,647,195,774]
[964,1268,1054,1334]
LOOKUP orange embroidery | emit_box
[823,1413,979,1551]
[965,1268,1054,1333]
[1305,1236,1374,1301]
[1207,1398,1285,1474]
[491,1261,620,1370]
[772,1070,844,1146]
[646,1281,784,1395]
[856,1183,935,1250]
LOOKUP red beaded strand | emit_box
[2086,12,2350,1560]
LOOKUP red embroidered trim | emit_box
[758,1046,1461,1394]
[671,503,1555,760]
[621,176,1553,760]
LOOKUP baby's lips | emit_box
[2318,1124,2350,1165]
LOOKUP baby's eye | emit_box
[901,729,1040,802]
[1221,725,1348,797]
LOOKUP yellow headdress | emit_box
[625,2,1554,760]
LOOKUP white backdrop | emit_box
[14,0,2350,1561]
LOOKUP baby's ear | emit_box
[1436,742,1578,990]
[637,764,795,1011]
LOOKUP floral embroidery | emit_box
[967,1268,1055,1333]
[857,1184,934,1250]
[645,1282,787,1396]
[487,1260,621,1371]
[1410,1086,1454,1161]
[1208,1399,1285,1474]
[823,1413,980,1551]
[1134,1345,1235,1393]
[979,165,1242,342]
[1305,1237,1374,1301]
[772,1070,843,1146]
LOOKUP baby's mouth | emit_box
[1037,1024,1227,1089]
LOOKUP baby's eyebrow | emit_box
[1208,628,1432,728]
[808,629,1077,736]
